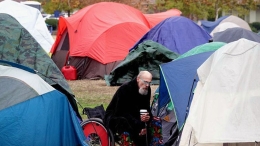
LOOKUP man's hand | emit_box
[139,128,146,136]
[140,113,150,122]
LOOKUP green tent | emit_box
[0,13,81,119]
[105,40,179,86]
[176,42,226,60]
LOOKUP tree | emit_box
[211,0,258,20]
[154,0,259,21]
[41,0,151,15]
[42,0,85,16]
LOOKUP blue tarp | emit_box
[200,15,229,33]
[129,16,211,55]
[159,52,214,130]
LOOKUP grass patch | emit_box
[68,79,159,120]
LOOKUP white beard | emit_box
[139,88,148,95]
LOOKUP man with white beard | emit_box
[104,71,153,146]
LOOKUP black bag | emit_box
[83,104,105,119]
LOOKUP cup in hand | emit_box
[140,109,148,116]
[140,109,149,124]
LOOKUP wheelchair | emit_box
[80,105,134,146]
[80,104,115,146]
[81,117,115,146]
[80,105,160,146]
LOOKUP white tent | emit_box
[180,38,260,146]
[221,15,251,31]
[210,22,240,36]
[0,0,54,53]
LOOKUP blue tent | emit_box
[0,61,87,146]
[129,16,211,55]
[199,15,229,33]
[158,52,214,130]
[151,42,225,144]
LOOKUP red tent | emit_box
[50,2,150,79]
[144,9,182,28]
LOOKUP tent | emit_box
[129,16,212,55]
[180,39,260,146]
[210,22,240,36]
[0,13,81,119]
[153,42,226,145]
[175,42,226,60]
[213,27,260,43]
[0,0,54,53]
[105,40,179,86]
[0,62,87,146]
[199,15,251,35]
[198,16,229,33]
[144,9,182,28]
[50,2,151,79]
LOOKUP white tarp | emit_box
[0,0,54,53]
[180,38,260,145]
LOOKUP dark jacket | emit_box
[104,77,152,145]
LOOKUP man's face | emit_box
[137,77,152,95]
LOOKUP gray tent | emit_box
[213,27,260,43]
[105,40,179,86]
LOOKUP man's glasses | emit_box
[140,78,151,86]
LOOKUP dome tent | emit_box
[0,62,87,146]
[180,39,260,146]
[51,2,151,79]
[129,16,212,55]
[0,13,82,120]
[199,15,251,36]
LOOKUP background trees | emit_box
[41,0,259,21]
[42,0,151,15]
[156,0,258,21]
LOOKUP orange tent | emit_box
[51,2,150,64]
[50,2,151,79]
[144,9,182,28]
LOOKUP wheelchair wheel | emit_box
[81,118,115,146]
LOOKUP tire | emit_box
[81,118,115,146]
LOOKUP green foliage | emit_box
[154,0,259,21]
[156,0,212,19]
[249,22,260,33]
[250,22,260,30]
[42,0,82,15]
[42,2,58,14]
[250,26,258,33]
[45,19,58,30]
